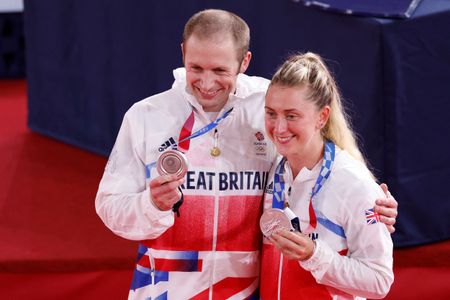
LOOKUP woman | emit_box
[260,53,394,299]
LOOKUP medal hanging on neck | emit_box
[210,129,221,157]
[210,148,221,157]
[156,108,232,217]
[175,107,233,155]
[157,108,233,180]
[271,141,335,233]
[259,157,298,236]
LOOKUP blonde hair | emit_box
[183,9,250,63]
[270,52,369,169]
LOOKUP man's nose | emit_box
[199,72,215,90]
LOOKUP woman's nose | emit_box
[274,117,287,133]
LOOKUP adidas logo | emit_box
[265,181,274,194]
[158,137,176,152]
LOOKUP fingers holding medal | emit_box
[150,150,188,211]
[260,208,315,260]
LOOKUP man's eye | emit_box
[266,111,276,118]
[215,69,228,75]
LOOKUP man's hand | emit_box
[150,174,184,211]
[375,183,398,234]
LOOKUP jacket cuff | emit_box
[141,188,174,227]
[299,239,333,278]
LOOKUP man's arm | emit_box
[95,108,177,240]
[374,183,398,234]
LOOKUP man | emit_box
[95,9,398,299]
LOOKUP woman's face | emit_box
[265,85,327,161]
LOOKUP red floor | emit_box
[1,80,449,299]
[0,80,136,299]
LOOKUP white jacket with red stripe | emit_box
[260,149,394,300]
[95,68,276,299]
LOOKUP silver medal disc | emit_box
[157,149,189,178]
[260,208,293,238]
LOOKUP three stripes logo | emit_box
[158,137,176,152]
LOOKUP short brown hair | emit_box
[183,9,250,63]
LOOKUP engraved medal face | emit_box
[260,208,292,238]
[157,149,188,178]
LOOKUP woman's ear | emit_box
[317,105,331,129]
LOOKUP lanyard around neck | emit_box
[176,107,233,152]
[272,141,336,232]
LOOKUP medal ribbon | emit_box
[272,141,336,233]
[272,157,287,209]
[169,108,232,217]
[174,107,233,152]
[177,111,195,152]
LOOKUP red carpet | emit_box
[1,80,449,299]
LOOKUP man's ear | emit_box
[180,43,185,65]
[239,51,252,73]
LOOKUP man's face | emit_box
[182,34,250,112]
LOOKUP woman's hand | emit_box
[270,230,315,261]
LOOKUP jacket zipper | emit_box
[210,128,220,299]
[277,253,283,300]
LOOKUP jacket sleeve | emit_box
[300,179,394,299]
[95,107,175,241]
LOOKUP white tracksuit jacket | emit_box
[95,68,277,299]
[260,149,394,300]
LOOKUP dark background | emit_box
[4,0,449,247]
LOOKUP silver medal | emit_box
[157,149,189,178]
[260,208,293,238]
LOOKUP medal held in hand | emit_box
[260,208,293,238]
[157,149,189,179]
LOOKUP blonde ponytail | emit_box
[270,52,371,173]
